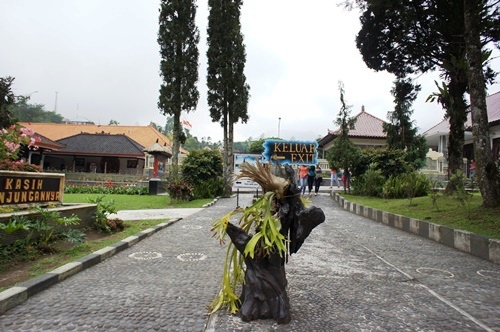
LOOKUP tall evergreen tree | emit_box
[207,0,250,196]
[157,0,200,171]
[326,82,359,194]
[384,78,428,168]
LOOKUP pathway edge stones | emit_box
[331,191,500,265]
[0,218,181,315]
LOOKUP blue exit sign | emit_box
[262,140,318,165]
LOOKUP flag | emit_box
[182,119,192,129]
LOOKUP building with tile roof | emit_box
[423,90,500,168]
[44,133,146,174]
[20,133,64,170]
[18,122,183,176]
[18,122,186,153]
[318,106,387,158]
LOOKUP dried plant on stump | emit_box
[210,161,325,324]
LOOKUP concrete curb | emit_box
[202,197,220,208]
[0,218,182,315]
[331,192,500,265]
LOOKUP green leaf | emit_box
[244,232,263,258]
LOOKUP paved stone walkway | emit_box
[1,193,499,331]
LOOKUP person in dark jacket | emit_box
[314,164,323,196]
[307,165,316,197]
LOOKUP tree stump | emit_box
[224,163,325,324]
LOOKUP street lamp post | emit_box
[278,117,281,138]
[54,91,59,112]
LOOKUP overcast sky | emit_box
[2,1,500,143]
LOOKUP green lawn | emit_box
[63,193,214,210]
[340,193,500,240]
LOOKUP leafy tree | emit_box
[326,82,360,193]
[183,136,200,151]
[0,76,16,129]
[207,0,250,196]
[233,140,250,153]
[151,116,175,137]
[181,148,224,198]
[247,137,280,154]
[182,135,221,151]
[165,115,175,135]
[463,0,500,207]
[354,1,467,192]
[108,119,119,125]
[158,0,200,172]
[384,78,428,168]
[248,139,265,154]
[349,0,499,203]
[150,121,166,135]
[181,148,223,182]
[352,148,411,179]
[9,100,64,123]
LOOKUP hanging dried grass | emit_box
[236,160,289,200]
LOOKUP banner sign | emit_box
[233,154,265,190]
[262,140,318,165]
[0,171,65,206]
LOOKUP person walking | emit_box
[330,167,340,188]
[307,165,316,197]
[341,168,351,192]
[298,164,309,197]
[470,159,476,179]
[314,164,323,196]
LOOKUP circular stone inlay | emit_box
[416,267,454,279]
[177,253,207,262]
[182,225,203,230]
[128,251,163,260]
[477,270,500,280]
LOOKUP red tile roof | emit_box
[331,109,386,138]
[18,123,188,154]
[318,107,387,147]
[33,133,64,150]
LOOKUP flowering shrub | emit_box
[0,160,41,172]
[167,180,193,201]
[0,124,40,172]
[0,124,39,161]
[64,183,148,195]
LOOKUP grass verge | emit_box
[63,193,214,210]
[1,194,216,291]
[0,218,171,292]
[341,192,500,240]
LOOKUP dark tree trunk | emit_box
[227,115,235,196]
[463,0,500,207]
[225,165,325,324]
[222,111,232,196]
[226,223,290,323]
[445,78,468,194]
[172,111,181,169]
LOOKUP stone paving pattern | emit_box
[1,193,499,331]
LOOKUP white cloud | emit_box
[1,0,499,144]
